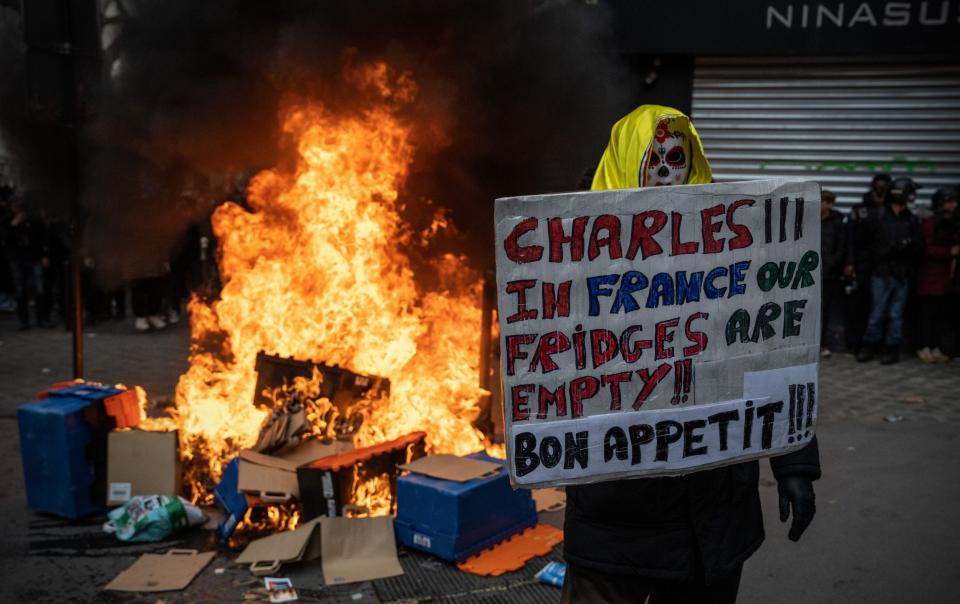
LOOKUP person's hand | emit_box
[777,475,815,541]
[41,256,49,268]
[950,244,960,257]
[843,265,855,278]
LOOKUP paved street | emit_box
[1,313,959,603]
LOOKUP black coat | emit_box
[564,438,820,583]
[865,207,924,280]
[820,210,847,281]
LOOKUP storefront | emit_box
[599,0,960,207]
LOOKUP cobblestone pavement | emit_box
[1,313,959,603]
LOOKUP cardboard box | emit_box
[238,440,353,503]
[17,384,124,518]
[107,430,180,506]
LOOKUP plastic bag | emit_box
[104,495,206,542]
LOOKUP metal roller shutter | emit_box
[691,56,960,209]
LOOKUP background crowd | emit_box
[822,175,960,365]
[3,176,960,367]
[0,184,215,333]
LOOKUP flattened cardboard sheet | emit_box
[400,454,501,482]
[237,518,321,575]
[532,488,566,512]
[321,516,403,585]
[104,549,214,592]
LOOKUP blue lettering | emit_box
[675,271,703,304]
[646,273,675,308]
[611,271,648,314]
[704,266,728,299]
[729,261,750,297]
[587,274,619,316]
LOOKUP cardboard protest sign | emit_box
[495,179,821,487]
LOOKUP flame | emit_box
[174,62,494,506]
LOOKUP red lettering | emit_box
[655,318,681,360]
[626,210,667,260]
[505,334,535,376]
[588,214,623,261]
[602,372,633,410]
[633,363,673,409]
[683,312,710,356]
[538,384,567,419]
[503,217,542,263]
[542,281,571,319]
[700,204,726,253]
[590,329,619,368]
[727,199,755,250]
[511,384,534,421]
[548,216,588,262]
[670,212,699,255]
[505,280,538,323]
[570,376,600,418]
[528,331,571,373]
[620,324,652,363]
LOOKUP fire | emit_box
[174,62,492,506]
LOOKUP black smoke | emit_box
[3,0,639,276]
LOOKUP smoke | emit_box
[5,0,638,275]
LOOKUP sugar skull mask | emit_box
[641,119,691,187]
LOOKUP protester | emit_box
[856,182,924,365]
[3,196,52,329]
[915,188,960,362]
[561,104,820,604]
[820,190,846,356]
[844,175,892,351]
[861,173,891,208]
[0,187,15,312]
[131,274,168,332]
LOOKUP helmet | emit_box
[887,177,920,205]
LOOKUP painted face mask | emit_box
[641,119,691,187]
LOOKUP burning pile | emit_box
[172,62,495,509]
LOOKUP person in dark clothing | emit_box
[844,177,890,351]
[3,198,51,329]
[856,185,925,365]
[820,190,846,356]
[915,188,960,362]
[562,105,821,604]
[861,173,891,208]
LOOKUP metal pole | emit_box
[479,272,494,390]
[63,0,84,379]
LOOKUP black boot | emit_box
[880,346,900,365]
[856,344,877,362]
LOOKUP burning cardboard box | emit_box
[297,431,426,521]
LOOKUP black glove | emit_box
[777,474,815,542]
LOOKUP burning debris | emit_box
[146,62,503,525]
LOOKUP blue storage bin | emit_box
[17,384,122,518]
[394,453,537,561]
[213,457,247,541]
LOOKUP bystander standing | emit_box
[856,182,924,364]
[820,190,846,356]
[915,188,960,362]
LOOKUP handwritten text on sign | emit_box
[494,179,821,487]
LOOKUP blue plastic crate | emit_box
[17,384,122,518]
[213,457,247,541]
[394,453,537,561]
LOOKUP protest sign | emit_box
[494,179,821,487]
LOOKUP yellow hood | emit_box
[591,104,712,191]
